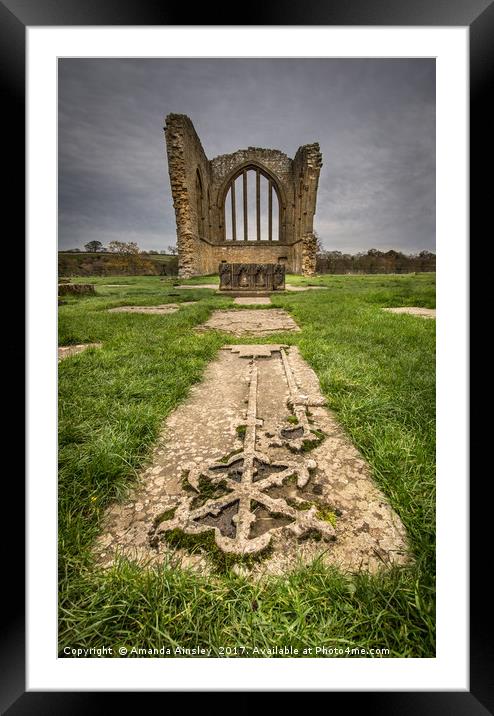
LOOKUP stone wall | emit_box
[301,234,317,276]
[193,238,296,275]
[164,114,323,277]
[164,114,211,277]
[293,143,323,242]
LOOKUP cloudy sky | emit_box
[58,58,435,254]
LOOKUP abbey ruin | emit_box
[164,114,323,278]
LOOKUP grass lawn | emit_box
[59,273,435,657]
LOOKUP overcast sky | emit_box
[58,58,435,254]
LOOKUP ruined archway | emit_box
[164,114,323,277]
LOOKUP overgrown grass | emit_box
[59,273,435,657]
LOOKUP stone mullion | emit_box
[279,194,283,242]
[231,181,237,241]
[243,170,248,241]
[268,181,273,242]
[256,169,261,241]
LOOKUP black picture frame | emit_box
[5,0,483,711]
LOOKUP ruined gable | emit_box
[164,114,322,278]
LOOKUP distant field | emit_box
[59,252,176,260]
[139,254,176,264]
[58,252,178,277]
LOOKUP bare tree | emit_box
[107,241,141,255]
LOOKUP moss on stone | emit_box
[316,505,338,527]
[160,527,274,574]
[297,528,322,543]
[285,496,338,527]
[218,448,243,464]
[300,428,326,453]
[286,497,313,511]
[190,475,231,510]
[152,506,177,529]
[181,471,195,493]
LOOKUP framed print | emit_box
[2,0,486,710]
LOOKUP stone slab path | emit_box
[233,297,272,306]
[196,309,300,336]
[58,343,102,361]
[96,345,408,576]
[108,303,196,315]
[175,284,218,290]
[383,307,436,319]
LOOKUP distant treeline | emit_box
[59,247,435,277]
[316,249,435,274]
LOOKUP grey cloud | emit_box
[58,58,435,253]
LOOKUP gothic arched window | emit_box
[224,166,280,242]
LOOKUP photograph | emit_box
[57,57,437,659]
[0,0,481,702]
[0,0,485,700]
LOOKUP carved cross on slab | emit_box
[152,346,335,556]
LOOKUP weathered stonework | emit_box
[58,283,95,296]
[383,307,436,319]
[108,303,183,315]
[95,345,409,576]
[219,263,285,292]
[195,309,301,336]
[233,297,272,305]
[164,114,323,278]
[58,343,102,361]
[301,234,317,276]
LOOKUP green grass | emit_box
[172,274,219,284]
[59,273,435,657]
